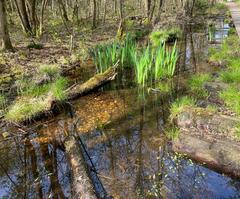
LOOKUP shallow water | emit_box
[1,20,240,198]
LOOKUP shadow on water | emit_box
[0,20,240,198]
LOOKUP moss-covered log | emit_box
[67,65,117,100]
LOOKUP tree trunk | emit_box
[58,0,69,22]
[39,0,48,36]
[145,0,151,18]
[15,0,32,34]
[0,0,14,51]
[92,0,97,28]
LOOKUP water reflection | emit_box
[0,131,71,198]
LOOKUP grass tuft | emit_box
[188,74,211,98]
[38,64,60,79]
[5,98,49,122]
[165,127,180,140]
[219,87,240,115]
[170,96,196,119]
[51,77,68,101]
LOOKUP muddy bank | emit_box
[173,107,240,178]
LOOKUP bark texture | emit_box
[0,0,14,51]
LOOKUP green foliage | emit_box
[228,27,237,36]
[24,83,51,97]
[120,34,137,67]
[188,74,211,98]
[194,0,209,13]
[51,77,68,101]
[150,27,182,46]
[23,77,68,100]
[154,41,178,79]
[170,96,196,119]
[91,41,120,73]
[220,68,240,84]
[165,127,180,140]
[209,36,240,64]
[134,45,152,86]
[134,41,178,86]
[220,87,240,115]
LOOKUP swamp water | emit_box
[0,21,240,199]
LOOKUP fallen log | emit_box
[172,107,240,178]
[67,64,118,100]
[172,133,240,178]
[65,135,98,199]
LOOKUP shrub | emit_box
[150,27,182,46]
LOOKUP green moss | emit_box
[220,87,240,115]
[188,74,211,98]
[170,96,196,120]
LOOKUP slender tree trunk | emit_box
[0,0,14,51]
[39,0,48,36]
[92,0,97,28]
[58,0,69,22]
[15,0,33,34]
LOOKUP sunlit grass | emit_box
[170,96,196,120]
[38,64,60,78]
[165,126,180,140]
[5,98,49,122]
[188,74,211,98]
[219,87,240,115]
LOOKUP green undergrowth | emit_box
[4,64,68,122]
[188,74,211,98]
[150,27,182,46]
[209,36,240,64]
[39,64,60,78]
[170,96,196,120]
[219,87,240,115]
[165,126,180,140]
[208,35,240,116]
